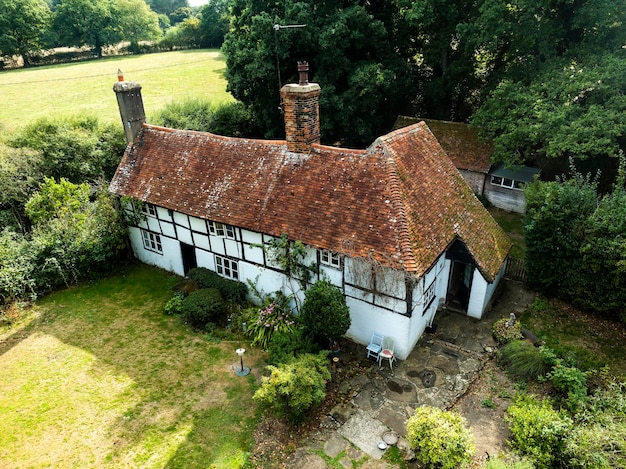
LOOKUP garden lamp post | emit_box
[235,348,250,376]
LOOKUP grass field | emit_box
[0,264,262,468]
[0,50,233,133]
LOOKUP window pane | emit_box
[503,178,514,188]
[491,176,502,185]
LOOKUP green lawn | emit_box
[0,264,262,468]
[0,50,233,132]
[489,207,525,259]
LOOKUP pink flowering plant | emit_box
[246,301,297,349]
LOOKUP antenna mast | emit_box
[273,23,307,98]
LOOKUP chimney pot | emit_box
[117,69,124,82]
[298,61,309,86]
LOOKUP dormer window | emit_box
[208,221,235,239]
[141,203,157,217]
[320,250,341,268]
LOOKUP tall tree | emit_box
[116,0,162,49]
[146,0,187,16]
[0,0,51,66]
[52,0,120,57]
[198,0,229,48]
[222,0,414,146]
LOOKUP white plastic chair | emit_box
[378,337,397,369]
[366,332,384,360]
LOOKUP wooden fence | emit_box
[505,258,526,282]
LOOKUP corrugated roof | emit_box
[110,122,511,281]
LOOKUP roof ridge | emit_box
[377,140,418,272]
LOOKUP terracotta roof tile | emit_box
[110,122,510,280]
[394,116,493,173]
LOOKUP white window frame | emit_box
[141,229,162,253]
[490,176,523,190]
[320,250,341,268]
[215,255,239,280]
[208,221,235,239]
[141,203,157,217]
[423,280,436,314]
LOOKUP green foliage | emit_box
[25,177,90,225]
[0,0,51,66]
[266,328,320,366]
[405,406,475,469]
[163,292,184,315]
[198,0,229,48]
[9,116,125,183]
[153,99,260,137]
[540,348,588,412]
[186,267,247,304]
[484,456,535,469]
[300,280,351,343]
[245,300,297,349]
[180,287,224,330]
[116,0,162,48]
[506,394,572,468]
[253,352,330,423]
[524,171,626,322]
[497,340,547,381]
[560,379,626,468]
[492,317,523,344]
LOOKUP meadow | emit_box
[0,50,233,132]
[0,264,263,468]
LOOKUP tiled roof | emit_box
[110,123,510,280]
[394,116,493,173]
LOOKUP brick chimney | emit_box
[113,70,146,144]
[280,62,321,153]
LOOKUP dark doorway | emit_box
[180,243,197,275]
[447,261,471,311]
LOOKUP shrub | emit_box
[300,280,351,343]
[246,301,297,349]
[405,406,475,469]
[267,328,320,366]
[492,317,523,344]
[164,292,184,315]
[498,340,547,380]
[506,394,572,468]
[484,456,534,469]
[186,267,247,304]
[545,361,587,412]
[180,288,224,330]
[253,352,330,422]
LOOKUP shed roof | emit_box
[489,163,541,183]
[110,122,511,281]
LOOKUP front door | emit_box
[447,261,471,311]
[180,243,197,275]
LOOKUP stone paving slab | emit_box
[338,409,390,459]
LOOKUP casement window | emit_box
[320,250,341,268]
[141,203,157,217]
[141,229,162,253]
[490,176,523,190]
[423,280,436,314]
[208,221,235,239]
[215,255,239,280]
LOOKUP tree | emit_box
[222,0,414,146]
[146,0,187,16]
[52,0,120,57]
[0,0,51,67]
[116,0,161,50]
[300,280,351,345]
[198,0,229,48]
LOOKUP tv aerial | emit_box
[274,23,307,94]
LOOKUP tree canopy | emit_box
[0,0,51,66]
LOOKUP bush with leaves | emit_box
[180,288,224,330]
[406,406,475,469]
[492,317,524,344]
[246,301,297,349]
[300,280,351,344]
[497,340,547,380]
[267,328,320,366]
[540,348,588,412]
[506,394,572,468]
[164,292,185,315]
[253,352,330,423]
[186,267,247,304]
